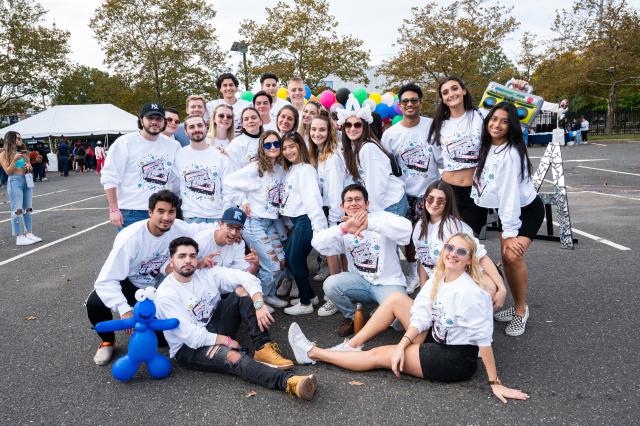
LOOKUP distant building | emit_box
[323,66,388,93]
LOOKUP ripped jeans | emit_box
[174,293,292,390]
[7,174,33,236]
[242,217,284,297]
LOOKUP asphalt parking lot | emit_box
[1,141,638,424]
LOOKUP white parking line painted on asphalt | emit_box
[546,220,631,251]
[591,143,606,147]
[0,220,110,266]
[562,159,609,163]
[577,165,640,177]
[0,189,69,204]
[0,207,106,214]
[567,190,640,202]
[0,194,105,223]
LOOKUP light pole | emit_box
[230,41,250,91]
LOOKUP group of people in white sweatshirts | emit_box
[87,72,544,402]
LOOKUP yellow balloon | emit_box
[369,92,382,105]
[277,87,288,100]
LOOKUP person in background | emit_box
[57,139,70,177]
[261,72,291,120]
[174,95,208,147]
[207,73,251,137]
[95,141,106,174]
[254,91,277,132]
[29,147,45,182]
[74,141,86,173]
[580,115,589,144]
[86,143,95,171]
[163,107,181,139]
[298,101,322,144]
[287,77,306,115]
[35,141,48,181]
[207,104,235,151]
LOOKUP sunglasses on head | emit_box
[425,195,446,206]
[344,121,363,129]
[443,243,471,258]
[263,141,281,150]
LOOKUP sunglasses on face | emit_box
[443,243,471,258]
[425,195,446,206]
[217,113,233,119]
[263,141,281,150]
[400,97,421,105]
[344,121,363,129]
[166,118,180,124]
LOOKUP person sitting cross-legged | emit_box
[311,183,413,337]
[155,236,317,401]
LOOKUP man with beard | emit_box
[174,95,208,147]
[155,237,317,400]
[172,115,229,223]
[87,190,217,366]
[101,103,181,229]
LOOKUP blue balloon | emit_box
[304,85,312,100]
[375,103,390,120]
[95,289,179,381]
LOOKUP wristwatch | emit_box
[253,299,265,310]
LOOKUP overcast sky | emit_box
[39,0,640,72]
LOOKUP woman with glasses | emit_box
[472,102,544,337]
[339,95,406,215]
[225,107,263,172]
[288,233,529,404]
[208,104,235,151]
[0,131,42,245]
[223,130,287,313]
[413,180,505,308]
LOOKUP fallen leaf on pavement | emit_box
[24,316,37,320]
[348,380,365,386]
[241,390,257,398]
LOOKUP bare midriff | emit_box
[442,167,476,187]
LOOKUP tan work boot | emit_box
[286,374,317,401]
[254,342,294,370]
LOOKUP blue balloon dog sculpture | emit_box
[95,287,179,381]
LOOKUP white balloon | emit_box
[135,289,146,302]
[362,99,376,110]
[382,93,395,106]
[144,286,156,300]
[330,102,341,113]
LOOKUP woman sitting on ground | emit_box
[288,233,529,403]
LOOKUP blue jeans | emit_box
[185,217,220,224]
[384,193,409,217]
[7,175,33,236]
[284,215,314,305]
[323,272,406,319]
[118,209,149,231]
[242,217,282,297]
[58,156,69,176]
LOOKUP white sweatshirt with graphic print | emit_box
[224,133,260,172]
[223,162,285,220]
[437,110,485,172]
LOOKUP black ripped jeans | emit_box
[174,293,292,391]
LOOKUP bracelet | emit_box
[402,335,413,344]
[487,377,501,386]
[109,208,120,213]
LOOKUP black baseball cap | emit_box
[140,102,165,118]
[221,208,246,227]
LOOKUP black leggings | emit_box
[175,293,291,391]
[85,279,167,346]
[450,183,488,236]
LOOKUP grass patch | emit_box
[590,133,639,141]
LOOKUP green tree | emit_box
[239,0,370,91]
[540,0,640,133]
[0,0,70,114]
[517,32,543,81]
[90,0,226,109]
[379,0,519,108]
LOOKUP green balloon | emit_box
[392,115,403,125]
[240,91,254,102]
[352,87,368,105]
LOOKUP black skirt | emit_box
[418,334,479,382]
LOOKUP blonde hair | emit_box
[208,104,234,143]
[308,111,339,166]
[430,233,483,303]
[185,95,206,110]
[297,100,322,138]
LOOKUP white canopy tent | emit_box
[0,104,138,142]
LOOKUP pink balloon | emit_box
[318,90,336,109]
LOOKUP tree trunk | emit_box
[605,81,617,134]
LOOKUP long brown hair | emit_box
[308,111,339,166]
[419,180,462,241]
[298,100,322,138]
[282,131,310,170]
[276,105,299,134]
[342,117,386,182]
[2,131,22,165]
[427,76,476,146]
[257,130,284,177]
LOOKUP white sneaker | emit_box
[93,343,115,365]
[405,263,419,292]
[288,322,315,364]
[284,302,314,315]
[264,295,289,308]
[42,177,48,181]
[276,277,293,297]
[313,265,329,281]
[317,300,338,317]
[26,233,42,243]
[16,235,35,246]
[406,279,420,295]
[289,281,299,298]
[265,304,275,314]
[328,339,362,352]
[290,296,319,306]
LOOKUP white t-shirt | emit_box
[100,132,181,210]
[223,162,285,220]
[193,224,250,271]
[438,110,484,172]
[207,98,252,136]
[212,137,231,151]
[382,117,440,197]
[409,272,493,346]
[263,120,277,132]
[312,211,412,286]
[411,217,488,276]
[580,120,589,131]
[280,163,327,231]
[156,268,262,357]
[93,219,212,316]
[173,145,229,219]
